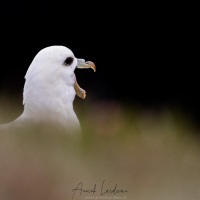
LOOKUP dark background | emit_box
[0,2,198,123]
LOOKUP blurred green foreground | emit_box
[0,98,200,200]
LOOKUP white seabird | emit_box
[0,45,96,132]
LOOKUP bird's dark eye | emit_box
[64,57,73,66]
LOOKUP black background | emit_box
[0,2,198,122]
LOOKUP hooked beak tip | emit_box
[86,61,96,72]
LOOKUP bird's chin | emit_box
[70,74,76,83]
[74,60,96,99]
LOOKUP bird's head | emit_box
[25,45,95,88]
[24,46,95,101]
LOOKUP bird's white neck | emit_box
[22,75,80,130]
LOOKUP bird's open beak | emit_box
[74,59,96,99]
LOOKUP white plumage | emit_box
[0,46,96,132]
